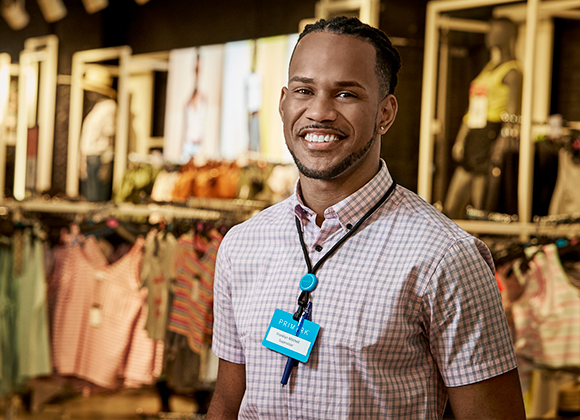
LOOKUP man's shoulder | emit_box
[392,186,494,271]
[392,185,471,243]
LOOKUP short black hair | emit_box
[295,16,402,97]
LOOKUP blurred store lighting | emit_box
[1,0,30,30]
[81,0,108,14]
[36,0,67,22]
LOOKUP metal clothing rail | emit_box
[455,220,580,238]
[0,199,223,221]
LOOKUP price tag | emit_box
[467,84,488,129]
[89,305,102,327]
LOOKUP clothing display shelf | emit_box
[418,0,580,240]
[5,36,59,202]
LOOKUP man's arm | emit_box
[446,368,526,420]
[206,358,246,420]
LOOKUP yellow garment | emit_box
[464,60,521,123]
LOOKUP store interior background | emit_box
[1,0,579,200]
[2,0,580,419]
[0,0,433,196]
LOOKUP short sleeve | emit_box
[211,236,246,364]
[423,237,517,387]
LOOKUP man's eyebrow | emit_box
[289,76,315,84]
[288,76,366,91]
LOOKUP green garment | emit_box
[14,231,52,386]
[0,243,17,395]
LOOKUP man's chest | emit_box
[228,229,427,353]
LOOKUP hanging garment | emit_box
[172,166,197,202]
[150,170,180,202]
[549,148,580,215]
[511,259,545,366]
[141,229,178,341]
[51,235,108,375]
[182,92,208,161]
[74,237,159,388]
[532,140,561,217]
[14,230,52,385]
[0,243,17,396]
[167,229,222,354]
[114,163,160,204]
[539,244,580,367]
[163,330,203,394]
[512,246,580,369]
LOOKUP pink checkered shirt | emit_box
[213,160,517,419]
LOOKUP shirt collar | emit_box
[291,159,394,231]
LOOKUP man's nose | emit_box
[304,95,337,122]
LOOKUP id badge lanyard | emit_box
[262,180,397,387]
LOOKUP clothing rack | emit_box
[0,196,270,236]
[0,199,222,221]
[0,197,240,420]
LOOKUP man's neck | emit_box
[299,160,381,227]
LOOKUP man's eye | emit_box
[337,92,356,98]
[296,88,312,95]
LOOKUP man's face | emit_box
[279,32,393,180]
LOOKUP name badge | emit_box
[262,309,320,363]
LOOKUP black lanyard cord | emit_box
[295,180,397,276]
[295,216,314,273]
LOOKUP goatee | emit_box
[288,132,377,180]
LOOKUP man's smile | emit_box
[304,133,341,143]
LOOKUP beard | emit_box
[288,127,378,180]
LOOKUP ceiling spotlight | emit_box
[36,0,67,22]
[81,0,108,14]
[1,0,30,30]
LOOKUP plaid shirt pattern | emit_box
[213,160,517,419]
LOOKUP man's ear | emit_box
[378,94,398,135]
[279,87,288,119]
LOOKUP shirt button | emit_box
[314,245,323,252]
[346,223,353,230]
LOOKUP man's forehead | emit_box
[288,32,377,82]
[293,31,371,54]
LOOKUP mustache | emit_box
[297,124,347,137]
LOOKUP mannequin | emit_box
[443,18,522,219]
[79,66,117,202]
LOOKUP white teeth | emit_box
[305,133,339,143]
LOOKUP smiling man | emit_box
[207,17,525,420]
